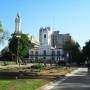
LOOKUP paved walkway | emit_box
[0,64,33,69]
[42,68,90,90]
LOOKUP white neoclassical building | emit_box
[13,13,71,64]
[29,27,65,63]
[13,13,70,64]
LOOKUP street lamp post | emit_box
[16,34,21,65]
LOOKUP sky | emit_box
[0,0,90,50]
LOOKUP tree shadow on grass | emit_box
[0,71,65,80]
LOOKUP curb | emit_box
[36,68,81,90]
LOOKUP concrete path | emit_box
[43,68,90,90]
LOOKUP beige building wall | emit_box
[51,31,71,49]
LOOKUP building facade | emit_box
[29,27,66,63]
[51,31,71,49]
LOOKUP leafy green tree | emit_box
[71,42,82,65]
[0,22,4,43]
[0,21,9,45]
[0,21,10,66]
[9,33,31,64]
[0,22,3,32]
[1,47,13,60]
[1,51,13,61]
[64,39,75,63]
[64,40,82,65]
[83,40,90,61]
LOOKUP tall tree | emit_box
[64,39,82,65]
[0,22,3,32]
[83,40,90,61]
[0,21,9,45]
[64,39,75,63]
[0,22,4,43]
[9,33,31,64]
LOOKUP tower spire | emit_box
[15,13,21,33]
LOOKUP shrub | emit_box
[31,63,45,69]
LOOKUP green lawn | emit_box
[0,63,76,90]
[0,79,50,90]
